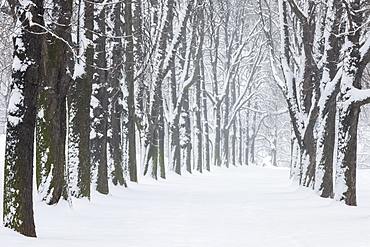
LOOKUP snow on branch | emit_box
[162,0,193,74]
[346,87,370,107]
[269,55,286,93]
[225,47,266,130]
[318,67,342,110]
[0,0,6,8]
[360,37,370,65]
[286,0,307,22]
[226,92,255,130]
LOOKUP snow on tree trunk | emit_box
[335,102,359,206]
[277,0,319,188]
[125,0,138,182]
[290,136,300,180]
[334,0,370,206]
[36,0,72,205]
[108,2,126,186]
[202,53,210,172]
[3,0,44,237]
[214,103,222,166]
[195,63,203,173]
[171,113,181,174]
[91,1,109,195]
[68,0,93,199]
[192,7,204,173]
[314,0,343,199]
[133,0,147,139]
[144,0,193,178]
[181,92,192,174]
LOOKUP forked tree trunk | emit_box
[314,0,342,199]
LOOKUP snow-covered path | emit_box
[2,165,370,246]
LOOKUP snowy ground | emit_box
[2,145,370,246]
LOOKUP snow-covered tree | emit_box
[143,0,194,178]
[68,0,93,199]
[3,0,44,237]
[107,1,126,186]
[124,0,137,183]
[334,0,370,206]
[36,0,72,205]
[270,0,370,205]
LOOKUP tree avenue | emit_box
[1,0,369,238]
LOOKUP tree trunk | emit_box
[335,0,363,205]
[335,103,360,206]
[245,108,250,166]
[223,95,230,168]
[250,106,257,164]
[214,103,221,166]
[172,113,181,175]
[231,81,237,167]
[3,0,44,237]
[278,0,319,188]
[158,103,166,179]
[125,0,138,182]
[133,0,147,134]
[195,65,203,173]
[202,53,210,172]
[222,21,230,168]
[271,127,277,167]
[300,120,317,187]
[194,8,204,173]
[169,0,181,175]
[210,23,221,167]
[238,114,243,166]
[92,2,109,195]
[290,136,300,179]
[68,0,93,199]
[182,91,192,174]
[108,1,126,186]
[36,0,72,205]
[315,0,342,199]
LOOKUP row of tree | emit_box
[260,0,370,206]
[2,0,290,237]
[5,0,369,239]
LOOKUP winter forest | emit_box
[0,0,370,245]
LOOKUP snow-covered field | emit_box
[1,142,370,246]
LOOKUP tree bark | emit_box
[68,0,93,199]
[92,2,109,195]
[201,51,210,172]
[108,1,126,186]
[36,0,72,205]
[314,0,342,197]
[125,0,138,182]
[3,0,44,237]
[335,0,364,206]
